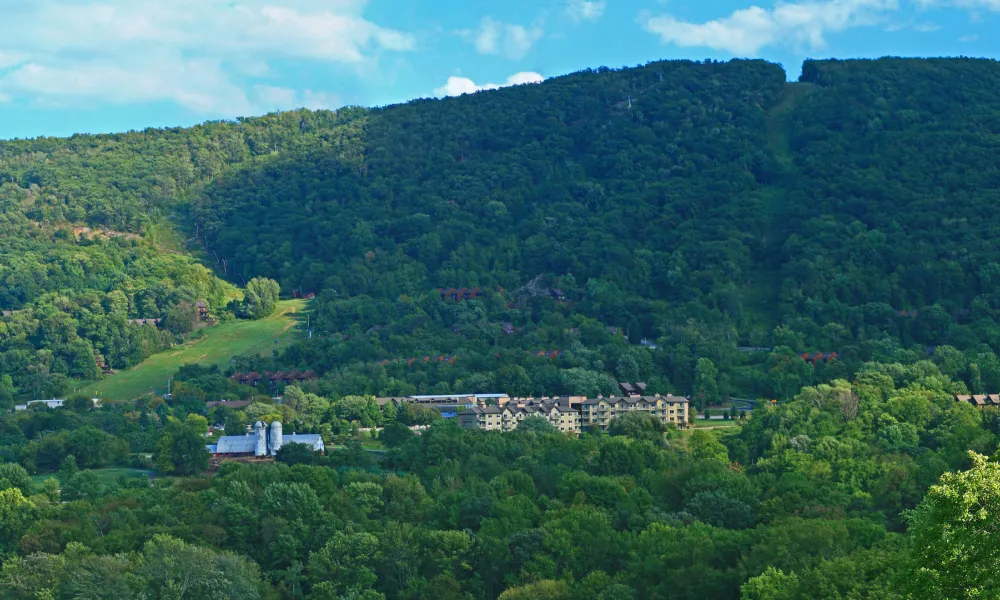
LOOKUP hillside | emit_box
[5,56,1000,600]
[6,57,1000,405]
[85,299,307,401]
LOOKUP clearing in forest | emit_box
[83,299,308,402]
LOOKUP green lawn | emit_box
[30,467,153,492]
[692,420,743,429]
[84,299,308,401]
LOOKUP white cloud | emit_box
[461,18,544,59]
[567,0,607,22]
[0,0,414,115]
[253,85,341,111]
[435,71,544,97]
[959,34,980,41]
[0,52,28,70]
[916,0,1000,10]
[642,0,899,55]
[1,58,254,114]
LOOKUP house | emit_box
[618,382,648,397]
[955,394,1000,407]
[196,301,209,320]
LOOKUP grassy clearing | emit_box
[692,420,743,429]
[30,467,153,492]
[84,299,309,402]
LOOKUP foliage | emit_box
[154,417,209,475]
[907,452,1000,599]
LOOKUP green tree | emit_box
[61,470,104,501]
[237,277,280,319]
[276,442,317,466]
[741,567,798,600]
[0,462,32,495]
[58,455,79,483]
[517,415,556,435]
[694,358,719,410]
[0,488,34,553]
[907,452,1000,599]
[498,580,571,600]
[608,411,666,443]
[154,417,210,476]
[164,301,199,335]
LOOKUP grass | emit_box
[30,467,153,493]
[84,299,309,402]
[693,420,743,429]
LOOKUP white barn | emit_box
[207,420,325,457]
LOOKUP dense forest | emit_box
[5,55,1000,599]
[191,56,1000,404]
[8,57,1000,404]
[1,361,998,599]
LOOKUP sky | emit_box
[0,0,998,139]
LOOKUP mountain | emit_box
[5,56,1000,403]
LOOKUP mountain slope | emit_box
[7,57,1000,403]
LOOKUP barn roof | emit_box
[285,434,325,449]
[216,436,257,454]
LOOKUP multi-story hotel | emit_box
[458,393,689,434]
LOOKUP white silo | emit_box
[254,421,267,457]
[269,421,283,456]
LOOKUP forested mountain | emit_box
[6,56,1000,404]
[192,57,1000,403]
[5,56,1000,600]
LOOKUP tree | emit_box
[608,411,666,443]
[154,417,210,476]
[41,477,60,502]
[165,301,199,335]
[498,580,571,600]
[907,452,1000,599]
[236,277,280,320]
[185,413,210,435]
[0,488,33,553]
[276,442,316,466]
[694,358,719,410]
[516,415,556,435]
[58,455,79,483]
[380,422,415,448]
[688,430,729,464]
[63,394,95,413]
[0,462,32,495]
[740,567,798,600]
[767,347,813,400]
[61,470,104,501]
[140,534,265,599]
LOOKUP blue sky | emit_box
[1,0,998,139]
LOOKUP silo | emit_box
[269,421,283,456]
[254,421,267,457]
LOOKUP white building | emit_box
[206,420,325,456]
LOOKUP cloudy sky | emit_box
[0,0,997,138]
